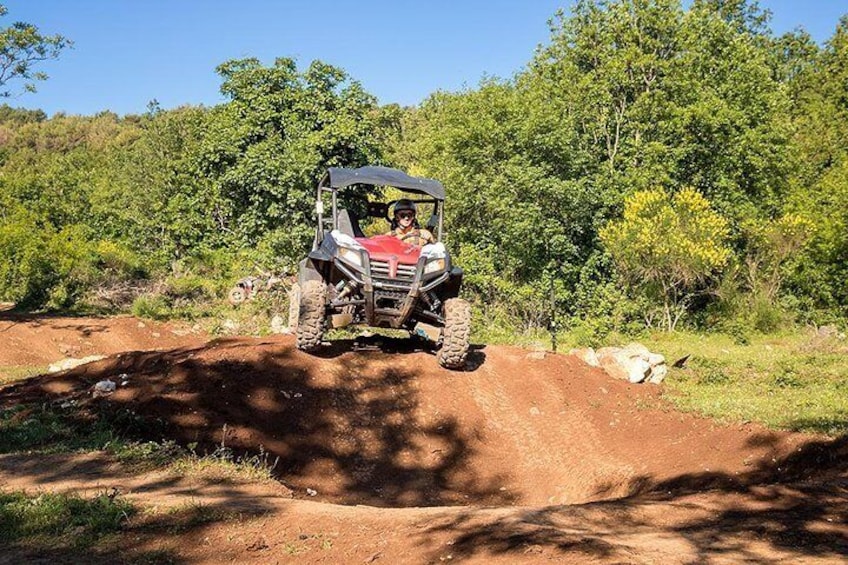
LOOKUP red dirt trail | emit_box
[0,315,845,563]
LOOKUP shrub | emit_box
[131,294,171,320]
[601,188,732,331]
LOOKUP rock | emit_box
[137,321,146,328]
[623,342,651,357]
[597,347,651,383]
[306,488,318,497]
[817,324,838,337]
[93,379,116,396]
[151,332,161,338]
[57,343,80,356]
[569,347,600,367]
[596,346,620,360]
[625,357,651,383]
[526,351,546,360]
[647,352,665,367]
[270,315,290,335]
[47,355,106,373]
[648,363,668,384]
[222,319,238,332]
[529,406,541,416]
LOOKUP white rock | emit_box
[526,351,546,360]
[648,363,668,384]
[647,353,666,367]
[598,348,651,383]
[623,342,651,358]
[817,324,838,337]
[47,355,106,373]
[94,380,116,393]
[626,357,652,383]
[569,347,600,367]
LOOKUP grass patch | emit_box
[0,365,42,387]
[643,331,848,435]
[0,401,279,482]
[167,443,279,482]
[0,402,123,454]
[114,437,279,482]
[0,490,134,549]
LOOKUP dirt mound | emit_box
[3,334,843,509]
[0,311,204,367]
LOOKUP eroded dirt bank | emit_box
[0,315,845,563]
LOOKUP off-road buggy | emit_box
[289,166,471,369]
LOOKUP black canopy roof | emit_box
[325,166,445,200]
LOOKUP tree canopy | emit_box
[0,4,71,97]
[0,0,846,334]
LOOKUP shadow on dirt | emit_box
[313,334,488,371]
[0,339,507,508]
[417,434,848,562]
[418,480,847,562]
[590,433,848,500]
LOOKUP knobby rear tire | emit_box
[296,280,325,352]
[438,298,471,370]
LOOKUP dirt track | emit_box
[0,315,846,563]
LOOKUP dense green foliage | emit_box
[399,0,848,336]
[0,0,845,336]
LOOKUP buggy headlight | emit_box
[423,258,445,275]
[338,246,363,267]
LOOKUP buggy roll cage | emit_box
[314,166,445,246]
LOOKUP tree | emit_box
[197,57,382,258]
[0,4,71,97]
[600,188,731,330]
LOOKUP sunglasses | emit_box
[397,211,415,219]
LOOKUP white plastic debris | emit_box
[306,488,318,497]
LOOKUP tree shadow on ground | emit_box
[0,339,508,508]
[313,334,488,371]
[417,433,848,562]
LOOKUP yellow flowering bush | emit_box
[600,188,731,330]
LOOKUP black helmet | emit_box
[393,199,417,215]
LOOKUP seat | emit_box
[337,209,365,238]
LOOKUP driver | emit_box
[388,199,435,246]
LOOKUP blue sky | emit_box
[3,1,846,116]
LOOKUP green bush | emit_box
[131,294,171,320]
[166,274,216,300]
